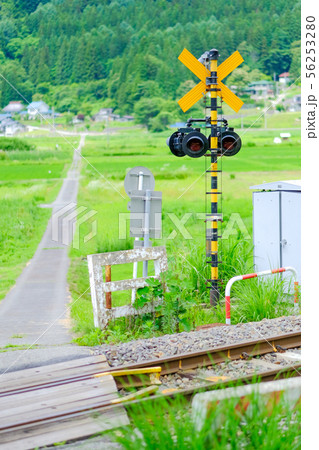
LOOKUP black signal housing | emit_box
[167,121,241,158]
[182,131,209,158]
[218,128,242,157]
[167,126,209,158]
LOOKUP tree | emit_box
[226,67,250,92]
[133,81,162,102]
[37,47,50,83]
[0,19,17,55]
[289,41,301,82]
[0,0,301,111]
[133,97,164,127]
[0,60,30,107]
[262,48,292,75]
[55,40,70,85]
[13,0,48,15]
[149,111,174,132]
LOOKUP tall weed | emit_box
[231,275,296,323]
[110,392,300,449]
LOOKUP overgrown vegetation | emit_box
[135,272,196,334]
[0,137,35,152]
[73,235,298,346]
[108,392,301,449]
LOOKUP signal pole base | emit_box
[210,288,220,307]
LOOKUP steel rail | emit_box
[107,331,301,376]
[1,331,300,397]
[0,364,300,432]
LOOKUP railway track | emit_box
[1,330,301,396]
[108,330,301,385]
[0,331,301,448]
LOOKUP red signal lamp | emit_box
[218,130,242,157]
[182,131,209,158]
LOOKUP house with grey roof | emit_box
[245,81,274,98]
[0,117,25,136]
[27,101,50,119]
[93,108,113,122]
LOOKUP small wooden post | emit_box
[105,265,112,309]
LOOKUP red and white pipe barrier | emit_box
[225,266,299,325]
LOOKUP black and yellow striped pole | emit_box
[207,49,220,306]
[175,47,244,307]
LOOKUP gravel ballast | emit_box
[96,315,300,367]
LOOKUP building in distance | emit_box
[2,101,24,114]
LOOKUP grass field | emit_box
[67,124,300,343]
[228,111,301,129]
[0,113,300,338]
[0,136,77,300]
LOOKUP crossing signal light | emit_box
[182,131,209,158]
[167,125,241,158]
[219,129,242,157]
[166,131,185,157]
[167,127,208,158]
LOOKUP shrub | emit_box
[0,150,8,160]
[136,272,196,334]
[0,137,35,152]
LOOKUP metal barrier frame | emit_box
[225,266,299,325]
[87,246,167,329]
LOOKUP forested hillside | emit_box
[0,0,301,116]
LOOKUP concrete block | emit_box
[192,377,301,430]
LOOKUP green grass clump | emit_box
[231,276,296,323]
[109,392,300,449]
[0,137,35,152]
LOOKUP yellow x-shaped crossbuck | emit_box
[178,48,244,113]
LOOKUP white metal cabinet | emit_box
[281,191,301,284]
[253,191,281,272]
[250,180,301,286]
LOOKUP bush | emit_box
[0,138,35,152]
[0,150,8,160]
[276,104,286,112]
[149,111,174,132]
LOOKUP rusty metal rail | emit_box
[1,330,301,396]
[108,330,301,377]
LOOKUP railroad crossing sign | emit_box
[177,48,244,113]
[127,190,162,239]
[124,166,162,284]
[124,166,155,197]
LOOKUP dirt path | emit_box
[0,135,92,373]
